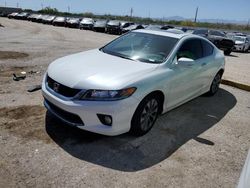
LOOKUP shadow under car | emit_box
[45,88,237,172]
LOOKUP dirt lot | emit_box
[0,18,250,188]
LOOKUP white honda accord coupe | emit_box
[42,29,225,136]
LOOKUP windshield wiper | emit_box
[101,49,136,62]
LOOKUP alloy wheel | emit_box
[140,98,159,131]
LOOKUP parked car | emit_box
[29,14,41,22]
[145,25,162,31]
[0,12,8,17]
[42,30,225,136]
[43,15,56,24]
[93,20,108,32]
[106,20,133,34]
[160,25,174,30]
[233,36,250,52]
[27,14,36,21]
[31,14,43,22]
[106,20,121,34]
[237,150,250,188]
[37,15,49,23]
[122,24,144,33]
[65,18,81,28]
[53,16,66,26]
[121,21,134,29]
[193,29,234,55]
[8,12,19,19]
[166,28,185,34]
[15,12,30,20]
[79,18,94,30]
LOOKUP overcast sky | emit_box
[1,0,250,21]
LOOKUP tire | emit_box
[224,49,231,55]
[130,95,160,136]
[207,73,222,96]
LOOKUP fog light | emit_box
[97,114,112,126]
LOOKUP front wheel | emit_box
[207,73,222,96]
[130,96,160,136]
[224,49,231,55]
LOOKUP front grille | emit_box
[220,39,234,48]
[47,76,81,98]
[45,99,84,126]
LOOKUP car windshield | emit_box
[209,30,225,37]
[108,20,120,25]
[234,36,246,42]
[101,32,178,64]
[55,17,65,21]
[193,29,208,35]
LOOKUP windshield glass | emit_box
[209,30,225,37]
[101,32,178,64]
[234,36,246,42]
[193,30,208,35]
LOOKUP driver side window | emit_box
[177,39,203,60]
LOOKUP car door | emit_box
[167,39,207,108]
[200,39,216,86]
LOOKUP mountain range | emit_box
[162,16,248,25]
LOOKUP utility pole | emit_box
[17,2,19,8]
[130,8,133,17]
[4,1,6,7]
[194,6,199,23]
[41,3,43,9]
[67,5,70,13]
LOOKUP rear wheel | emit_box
[207,73,222,96]
[130,96,160,136]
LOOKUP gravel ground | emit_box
[0,18,250,188]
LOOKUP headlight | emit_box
[80,87,136,101]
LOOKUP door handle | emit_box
[201,62,207,66]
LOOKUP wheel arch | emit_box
[139,90,165,115]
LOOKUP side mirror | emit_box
[177,57,194,67]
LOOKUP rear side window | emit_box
[201,40,214,57]
[177,39,203,60]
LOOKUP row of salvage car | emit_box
[6,12,250,55]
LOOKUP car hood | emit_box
[81,20,93,24]
[47,49,158,90]
[235,41,245,45]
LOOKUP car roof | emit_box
[133,29,190,39]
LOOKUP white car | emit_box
[42,30,225,136]
[233,36,250,52]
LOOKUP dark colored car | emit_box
[65,18,81,28]
[121,24,144,33]
[52,17,66,26]
[79,18,95,30]
[93,20,108,32]
[106,21,134,35]
[15,12,30,20]
[160,25,174,30]
[0,12,8,17]
[106,20,121,34]
[193,29,235,55]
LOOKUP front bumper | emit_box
[42,81,139,136]
[233,45,246,52]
